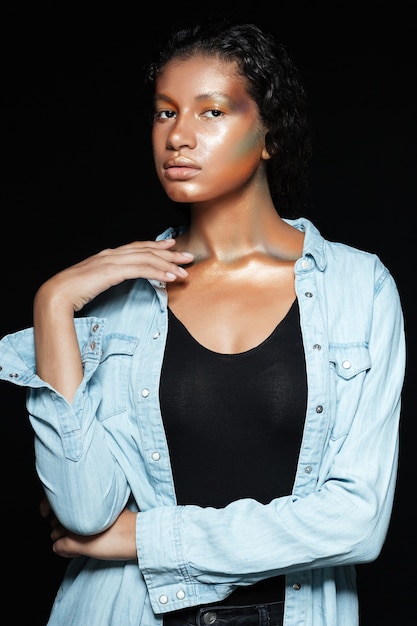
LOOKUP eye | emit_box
[155,109,176,120]
[202,109,224,118]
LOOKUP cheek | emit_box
[215,136,264,184]
[152,129,163,161]
[231,135,260,162]
[224,125,265,164]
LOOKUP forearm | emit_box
[33,239,193,402]
[33,279,83,402]
[46,505,138,560]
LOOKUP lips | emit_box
[163,157,201,180]
[163,156,199,169]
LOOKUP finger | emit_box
[52,538,79,559]
[102,245,194,268]
[86,244,194,281]
[50,522,68,541]
[50,516,61,530]
[39,495,51,518]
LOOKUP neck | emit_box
[175,185,304,264]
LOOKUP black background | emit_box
[1,3,415,624]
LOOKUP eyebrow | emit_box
[154,91,235,106]
[195,91,233,103]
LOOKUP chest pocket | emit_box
[91,334,138,421]
[328,343,371,439]
[329,344,370,379]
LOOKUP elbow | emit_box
[56,506,115,536]
[345,509,391,565]
[47,491,121,535]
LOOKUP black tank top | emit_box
[159,299,307,603]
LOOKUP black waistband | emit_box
[163,600,285,625]
[219,575,285,606]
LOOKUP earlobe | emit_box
[261,146,272,160]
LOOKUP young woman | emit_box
[0,18,405,626]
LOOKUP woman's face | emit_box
[152,54,270,205]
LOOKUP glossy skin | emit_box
[152,56,269,205]
[40,54,304,558]
[154,55,303,354]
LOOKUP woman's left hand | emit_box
[40,496,137,560]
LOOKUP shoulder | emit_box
[292,217,391,281]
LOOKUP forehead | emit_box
[155,54,249,99]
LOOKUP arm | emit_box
[40,497,137,560]
[135,267,405,610]
[30,240,194,533]
[44,265,406,606]
[33,239,193,402]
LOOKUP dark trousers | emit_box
[163,601,284,625]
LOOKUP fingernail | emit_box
[166,272,177,280]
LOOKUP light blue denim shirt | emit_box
[0,218,405,626]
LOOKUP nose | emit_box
[166,114,196,151]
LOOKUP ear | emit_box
[261,146,272,160]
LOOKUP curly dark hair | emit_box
[144,18,312,218]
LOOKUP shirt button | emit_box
[92,324,99,332]
[152,452,161,461]
[316,405,323,413]
[90,341,96,350]
[342,360,351,369]
[313,344,321,351]
[141,389,150,398]
[176,590,185,600]
[293,582,301,591]
[305,465,313,474]
[153,331,160,339]
[304,292,313,298]
[159,595,168,605]
[301,260,309,269]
